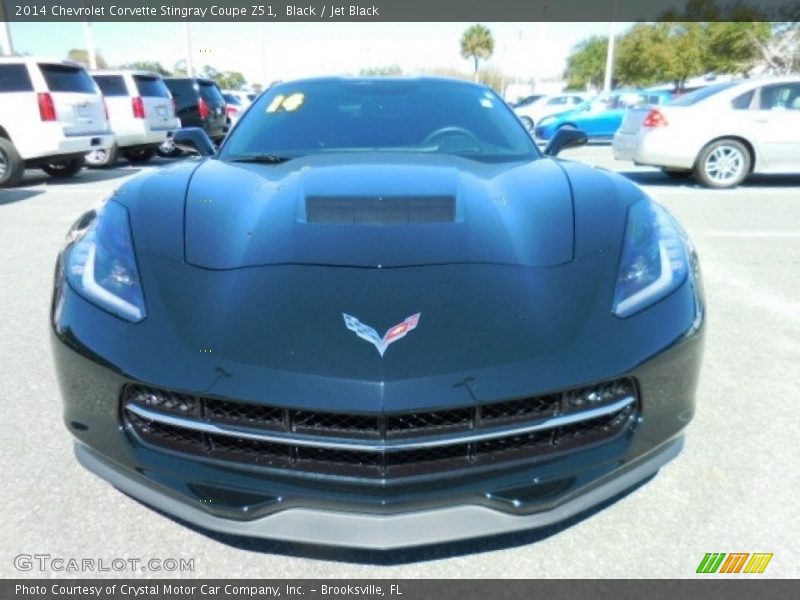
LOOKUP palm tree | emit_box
[460,24,495,80]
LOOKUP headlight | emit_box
[612,199,689,318]
[66,200,146,322]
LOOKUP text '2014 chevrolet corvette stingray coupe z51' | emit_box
[51,77,704,550]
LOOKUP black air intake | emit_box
[305,196,455,225]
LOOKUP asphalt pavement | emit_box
[1,147,797,578]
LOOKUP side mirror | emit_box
[173,127,215,157]
[543,127,588,156]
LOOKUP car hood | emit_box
[183,153,574,269]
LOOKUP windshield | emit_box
[219,79,539,163]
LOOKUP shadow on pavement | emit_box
[20,165,145,187]
[125,474,656,566]
[0,189,45,206]
[618,170,800,189]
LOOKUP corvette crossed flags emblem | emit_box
[342,313,421,357]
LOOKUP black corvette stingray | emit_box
[51,78,704,549]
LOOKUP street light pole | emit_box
[84,21,97,69]
[603,0,618,92]
[184,22,195,77]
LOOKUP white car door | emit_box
[747,82,800,172]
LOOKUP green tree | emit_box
[197,64,219,80]
[563,36,608,90]
[705,21,771,75]
[173,60,188,77]
[251,83,264,93]
[67,48,107,69]
[120,61,171,76]
[213,71,247,90]
[616,23,707,91]
[460,24,494,80]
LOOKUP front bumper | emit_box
[76,435,682,549]
[52,251,704,548]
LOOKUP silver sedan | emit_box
[613,77,800,188]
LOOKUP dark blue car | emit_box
[534,89,673,141]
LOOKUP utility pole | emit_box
[260,22,267,86]
[603,0,618,92]
[184,22,195,77]
[84,22,97,69]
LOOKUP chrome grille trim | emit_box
[124,395,635,453]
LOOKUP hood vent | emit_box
[305,195,455,225]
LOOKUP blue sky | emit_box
[7,21,627,86]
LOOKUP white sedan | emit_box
[613,77,800,188]
[514,93,586,130]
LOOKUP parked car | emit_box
[613,77,800,188]
[514,93,587,129]
[0,56,113,187]
[89,70,180,167]
[534,90,673,141]
[223,89,256,106]
[52,77,704,549]
[222,91,250,125]
[510,93,545,108]
[159,77,227,157]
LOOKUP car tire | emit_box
[520,116,533,130]
[157,138,182,158]
[41,157,85,179]
[0,138,25,188]
[661,168,693,180]
[123,148,156,164]
[694,139,751,189]
[85,145,118,168]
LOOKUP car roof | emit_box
[91,69,163,78]
[164,76,216,83]
[0,56,85,68]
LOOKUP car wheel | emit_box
[85,145,118,168]
[157,138,182,158]
[41,157,85,179]
[0,138,25,187]
[520,116,534,130]
[694,139,750,189]
[661,168,693,180]
[123,148,156,164]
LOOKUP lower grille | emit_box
[122,379,637,479]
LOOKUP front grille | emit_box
[122,379,637,479]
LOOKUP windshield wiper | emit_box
[228,154,296,164]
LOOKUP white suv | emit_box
[90,70,180,167]
[0,57,113,187]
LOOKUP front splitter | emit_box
[75,436,683,550]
